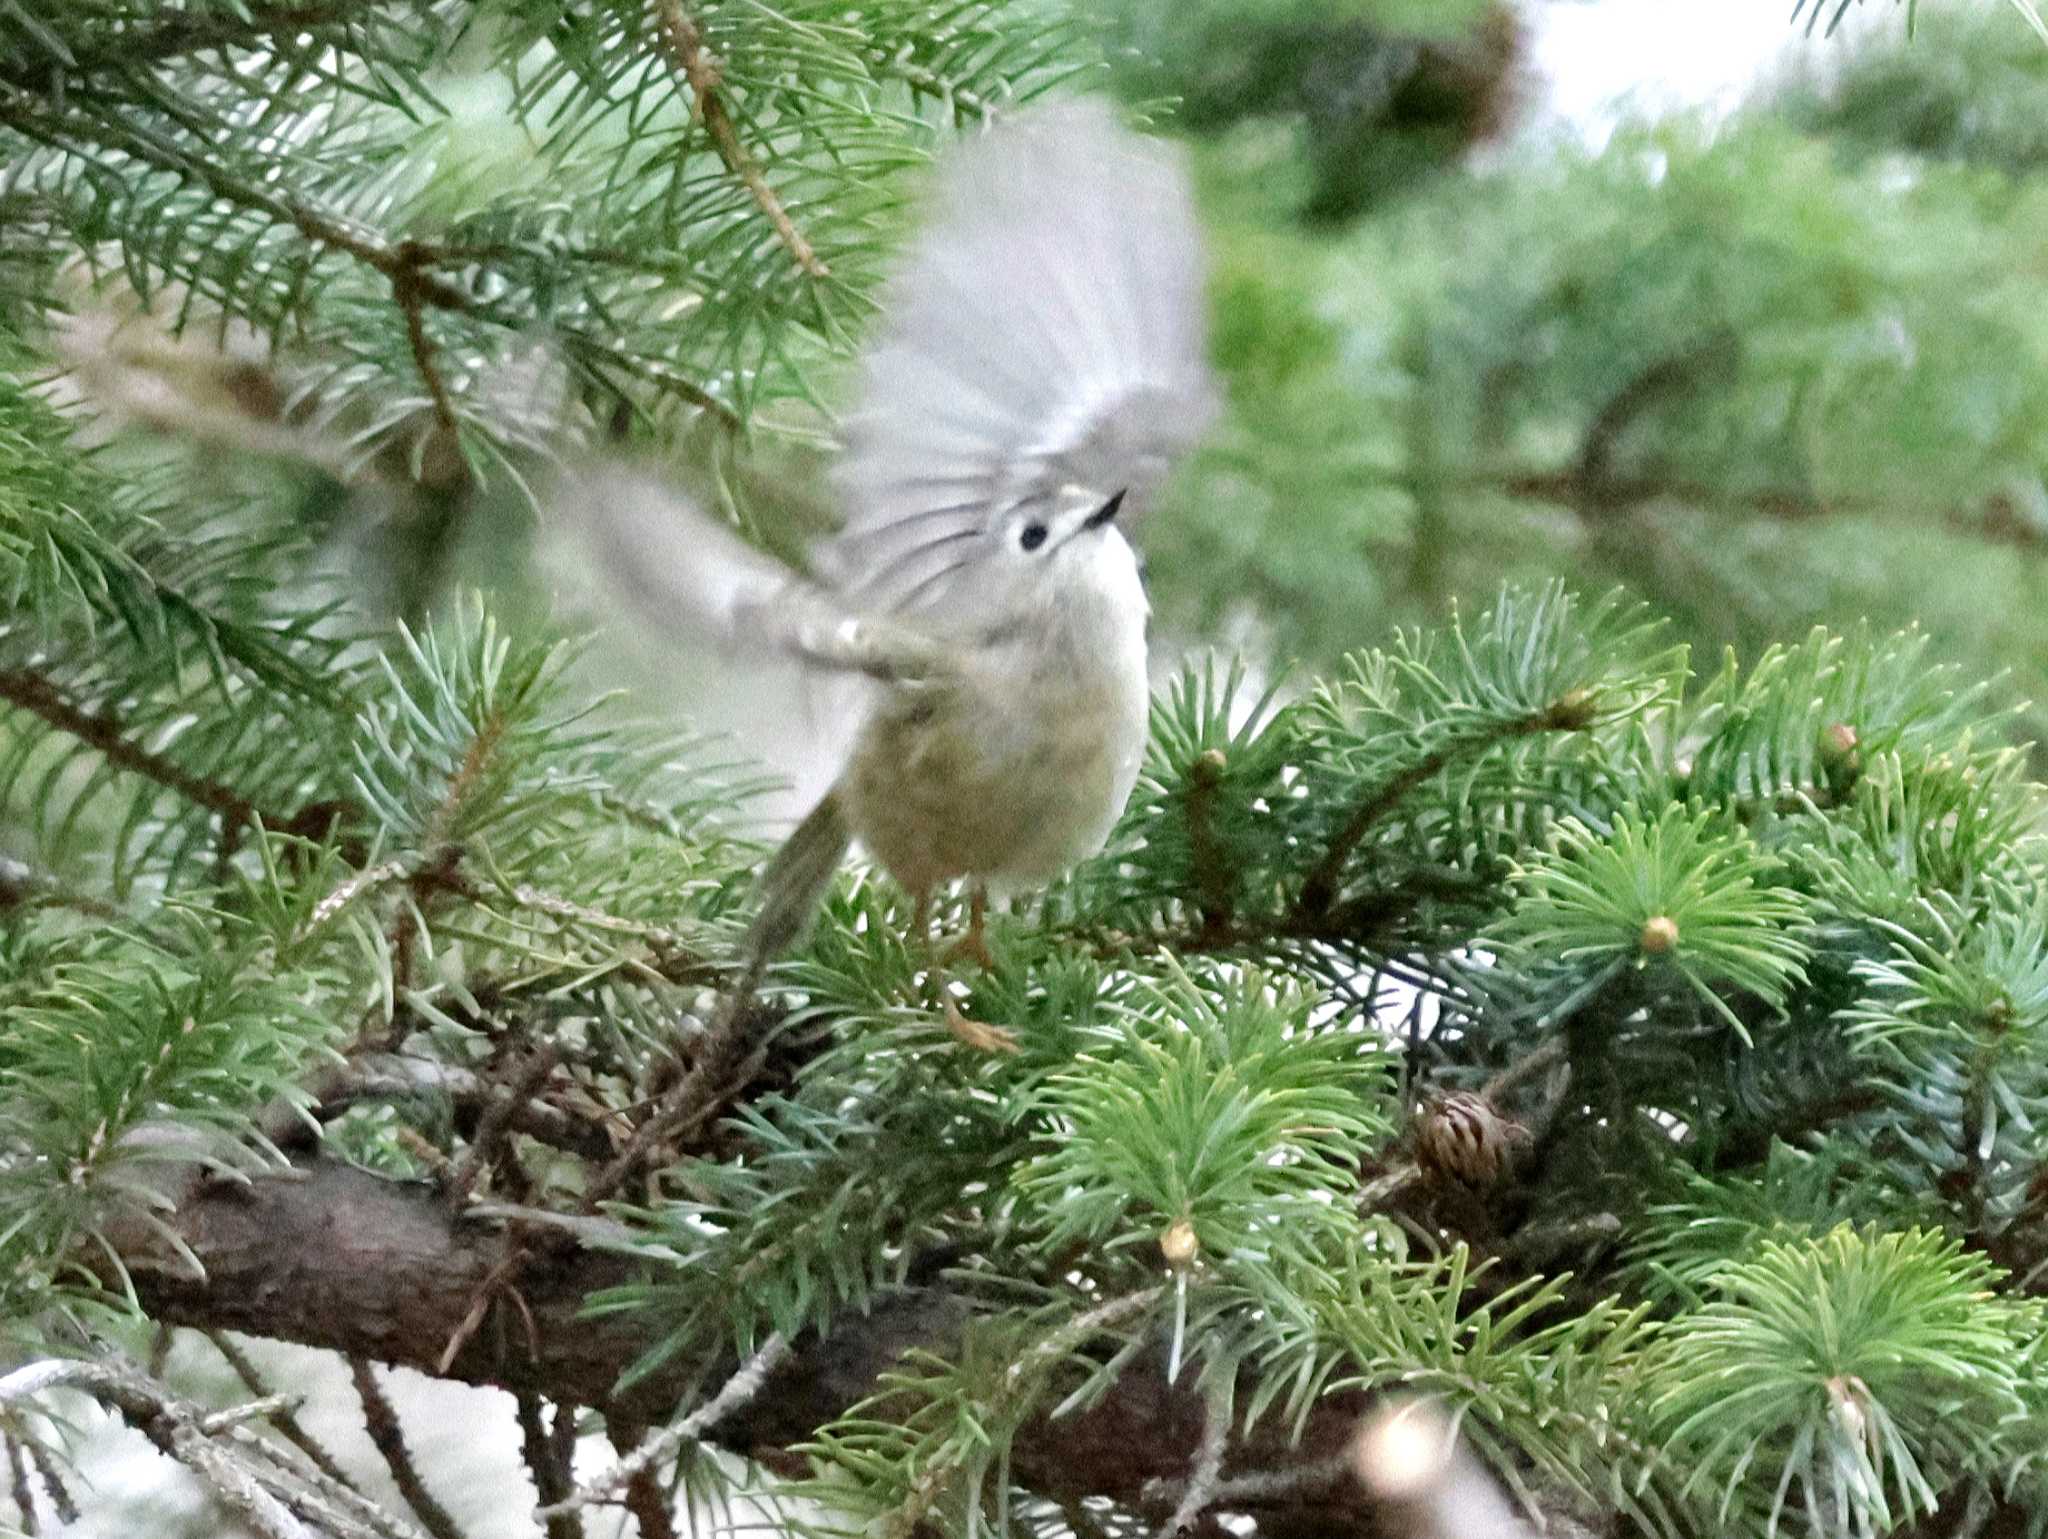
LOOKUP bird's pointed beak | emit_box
[1082,488,1128,530]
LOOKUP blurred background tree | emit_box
[13,4,2048,1539]
[1132,0,2048,754]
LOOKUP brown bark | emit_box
[107,1157,1373,1525]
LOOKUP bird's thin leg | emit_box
[928,881,1016,1054]
[939,881,998,973]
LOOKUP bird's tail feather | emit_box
[741,789,853,976]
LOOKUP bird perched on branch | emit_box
[559,99,1217,1047]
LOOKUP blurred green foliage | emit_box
[1122,0,2048,757]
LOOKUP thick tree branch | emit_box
[104,1158,1378,1529]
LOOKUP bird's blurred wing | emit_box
[824,98,1218,621]
[549,467,950,684]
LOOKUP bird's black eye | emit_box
[1019,523,1048,552]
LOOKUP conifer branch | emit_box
[102,1158,1394,1527]
[0,97,470,308]
[1299,697,1596,916]
[0,2,364,95]
[0,97,740,429]
[653,0,831,281]
[348,1358,470,1539]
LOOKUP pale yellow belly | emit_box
[840,675,1142,895]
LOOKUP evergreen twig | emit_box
[653,0,831,281]
[0,664,281,831]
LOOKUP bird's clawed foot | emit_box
[919,883,1017,1053]
[938,926,998,973]
[942,994,1020,1054]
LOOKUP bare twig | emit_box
[542,1333,791,1518]
[624,1467,678,1539]
[348,1359,469,1539]
[1155,1374,1231,1539]
[653,0,830,279]
[866,49,997,119]
[302,1054,617,1163]
[0,1358,314,1539]
[0,853,125,919]
[1059,1498,1117,1539]
[516,1392,583,1539]
[1571,332,1740,515]
[434,1237,539,1374]
[443,1046,558,1213]
[22,1440,76,1526]
[1211,1452,1355,1506]
[222,1424,429,1539]
[147,1322,174,1378]
[432,869,720,984]
[207,1332,355,1490]
[1479,1037,1568,1106]
[579,988,776,1211]
[391,248,463,448]
[303,859,413,935]
[5,1428,37,1537]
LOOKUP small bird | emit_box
[563,100,1217,1047]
